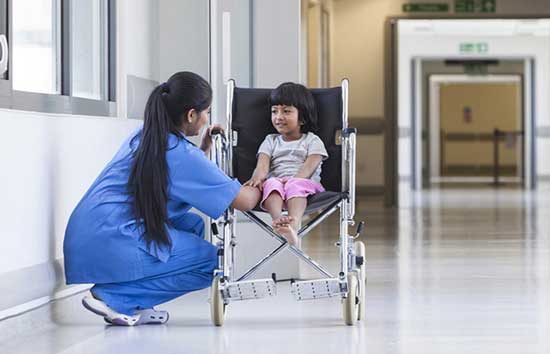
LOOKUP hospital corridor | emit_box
[1,1,550,354]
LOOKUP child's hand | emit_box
[244,175,264,191]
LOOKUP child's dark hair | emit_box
[269,82,318,133]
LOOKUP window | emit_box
[0,0,116,116]
[71,0,107,100]
[12,0,60,94]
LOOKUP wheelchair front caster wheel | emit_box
[210,276,226,326]
[355,241,366,320]
[342,273,359,326]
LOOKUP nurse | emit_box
[63,71,260,326]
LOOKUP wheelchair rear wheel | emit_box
[342,272,359,325]
[210,276,226,326]
[355,241,366,320]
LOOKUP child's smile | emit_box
[271,105,302,140]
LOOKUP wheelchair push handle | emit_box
[210,126,227,150]
[209,126,224,136]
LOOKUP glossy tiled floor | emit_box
[1,184,549,354]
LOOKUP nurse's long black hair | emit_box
[129,72,212,249]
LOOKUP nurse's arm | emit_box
[230,185,261,211]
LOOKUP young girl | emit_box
[244,82,328,246]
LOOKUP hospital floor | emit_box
[1,183,550,354]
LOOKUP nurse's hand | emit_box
[200,125,224,153]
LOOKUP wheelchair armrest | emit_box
[341,127,357,138]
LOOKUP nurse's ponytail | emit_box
[129,72,212,250]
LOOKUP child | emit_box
[244,82,328,246]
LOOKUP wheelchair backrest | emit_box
[231,86,343,192]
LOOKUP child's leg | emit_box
[263,191,284,224]
[274,178,325,246]
[260,178,286,225]
[287,197,307,231]
[273,197,306,246]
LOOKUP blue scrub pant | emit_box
[91,213,217,315]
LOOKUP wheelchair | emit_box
[209,79,365,326]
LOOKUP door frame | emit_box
[428,74,524,183]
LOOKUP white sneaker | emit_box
[82,296,140,326]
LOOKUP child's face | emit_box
[271,105,301,136]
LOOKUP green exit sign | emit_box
[459,42,489,53]
[403,3,450,13]
[455,0,497,13]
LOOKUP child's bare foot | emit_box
[272,215,293,228]
[274,223,298,246]
[272,216,283,228]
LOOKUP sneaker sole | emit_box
[82,297,139,326]
[105,313,169,325]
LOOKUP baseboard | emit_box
[0,284,90,322]
[0,258,90,321]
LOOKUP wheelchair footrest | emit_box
[291,278,343,301]
[224,278,277,301]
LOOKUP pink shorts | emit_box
[260,177,325,210]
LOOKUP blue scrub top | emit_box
[63,130,241,284]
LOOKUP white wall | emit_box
[158,0,211,146]
[210,0,253,127]
[159,0,210,82]
[253,0,302,87]
[0,112,141,273]
[117,0,160,119]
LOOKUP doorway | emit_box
[429,75,523,186]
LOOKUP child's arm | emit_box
[243,153,270,190]
[294,154,323,179]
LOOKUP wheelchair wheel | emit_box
[342,272,359,326]
[210,276,226,326]
[355,241,366,320]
